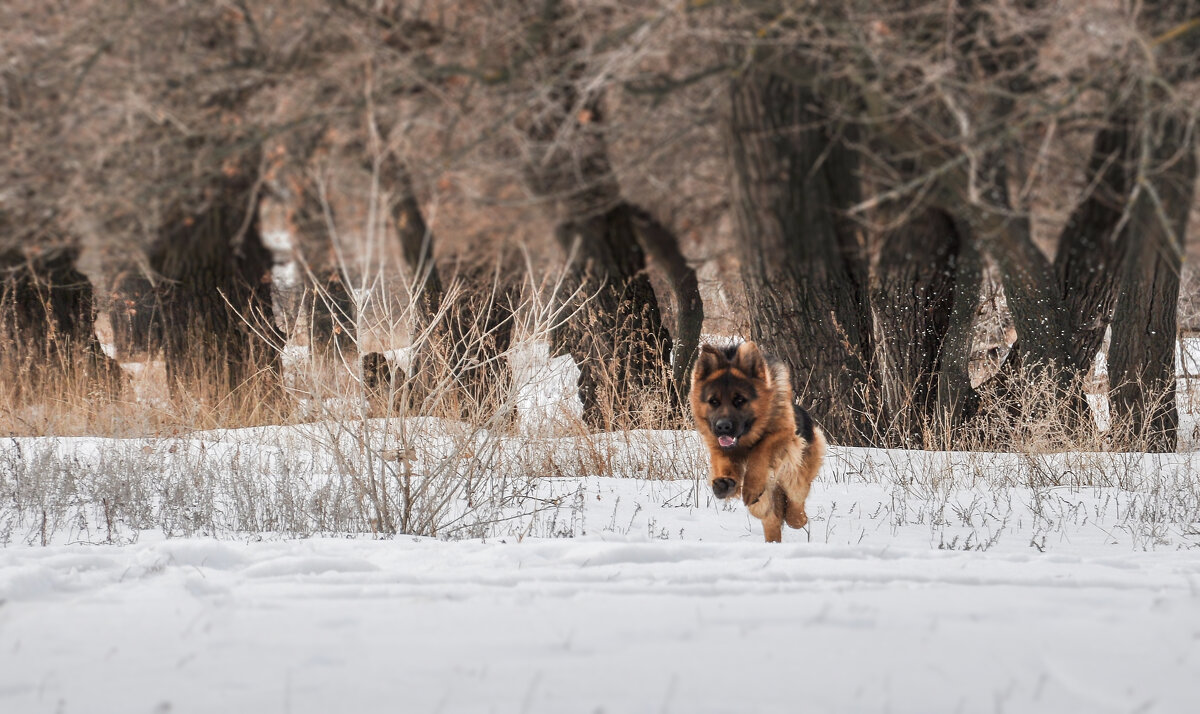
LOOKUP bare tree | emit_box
[0,6,121,399]
[724,50,875,445]
[629,206,703,405]
[147,150,283,403]
[4,0,1197,451]
[1107,1,1200,450]
[517,1,676,427]
[0,244,122,400]
[873,209,969,444]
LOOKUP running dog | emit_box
[690,342,825,542]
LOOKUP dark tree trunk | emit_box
[976,107,1164,442]
[968,154,1080,387]
[515,1,675,428]
[1002,110,1136,380]
[1055,115,1135,371]
[902,1,1083,437]
[523,124,672,423]
[386,155,516,422]
[108,267,162,359]
[287,177,354,357]
[1108,112,1197,451]
[0,245,122,400]
[550,203,673,428]
[1106,0,1200,451]
[969,213,1084,440]
[627,206,703,409]
[387,157,444,331]
[935,221,983,430]
[307,267,354,356]
[440,259,519,420]
[873,208,963,444]
[827,123,875,375]
[149,164,283,407]
[725,64,873,445]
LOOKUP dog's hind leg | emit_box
[782,479,810,529]
[757,488,786,543]
[783,499,808,530]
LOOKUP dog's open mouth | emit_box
[718,435,737,449]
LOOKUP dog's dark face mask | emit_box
[691,342,770,452]
[699,375,758,451]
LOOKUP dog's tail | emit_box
[806,424,827,483]
[794,405,826,484]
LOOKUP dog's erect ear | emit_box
[732,341,769,382]
[692,343,726,385]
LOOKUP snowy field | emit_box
[3,344,1200,712]
[4,520,1199,714]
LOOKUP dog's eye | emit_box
[732,396,746,408]
[708,397,720,407]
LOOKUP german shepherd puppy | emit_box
[690,342,826,543]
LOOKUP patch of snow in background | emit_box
[1179,337,1200,376]
[380,344,415,374]
[261,228,293,253]
[271,260,300,290]
[508,340,583,434]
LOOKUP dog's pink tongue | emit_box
[718,436,736,448]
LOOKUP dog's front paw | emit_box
[711,477,738,499]
[742,485,764,508]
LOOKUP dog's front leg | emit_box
[707,449,742,500]
[741,433,786,509]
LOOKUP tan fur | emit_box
[690,342,826,543]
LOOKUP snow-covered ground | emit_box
[3,485,1199,714]
[3,342,1200,712]
[4,443,1200,713]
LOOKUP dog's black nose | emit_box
[713,419,733,435]
[712,477,736,499]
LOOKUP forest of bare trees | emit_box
[2,1,1198,451]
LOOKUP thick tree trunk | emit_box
[108,267,162,359]
[1106,0,1200,451]
[0,245,122,400]
[1002,112,1136,378]
[969,163,1080,385]
[524,121,672,424]
[149,165,283,408]
[516,1,675,428]
[976,108,1162,443]
[935,221,983,430]
[440,260,519,420]
[387,156,516,422]
[388,158,444,331]
[726,64,873,445]
[827,123,875,374]
[1055,115,1135,371]
[307,268,354,356]
[550,203,673,427]
[1108,113,1197,451]
[627,205,703,407]
[873,208,963,445]
[287,178,354,357]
